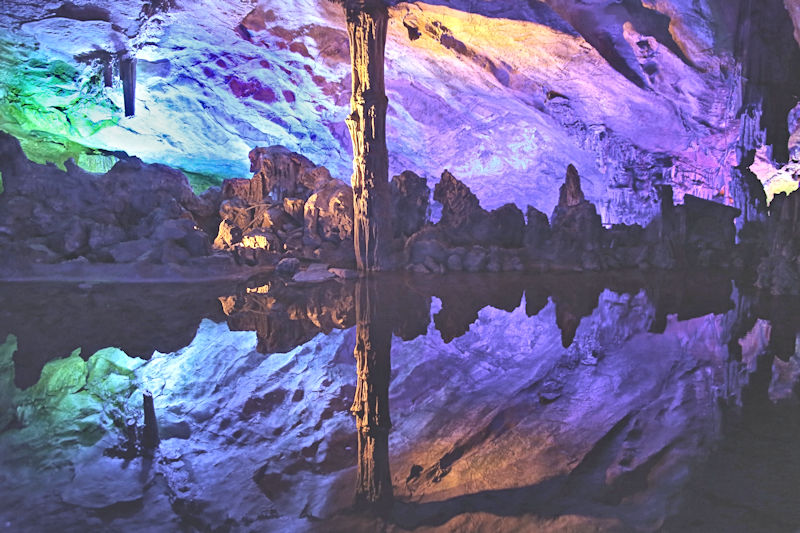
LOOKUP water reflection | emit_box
[1,272,800,530]
[219,271,737,357]
[214,271,800,524]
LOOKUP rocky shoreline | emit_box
[2,130,799,293]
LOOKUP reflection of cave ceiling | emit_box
[1,0,799,221]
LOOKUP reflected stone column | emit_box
[351,276,393,512]
[120,52,137,117]
[343,0,393,271]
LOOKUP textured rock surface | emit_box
[3,0,800,224]
[756,188,800,294]
[390,170,429,238]
[343,0,394,271]
[0,132,217,267]
[214,146,356,267]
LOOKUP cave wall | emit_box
[1,0,800,223]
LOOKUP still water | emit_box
[0,272,798,532]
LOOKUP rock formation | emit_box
[214,146,355,267]
[0,132,218,269]
[550,164,604,269]
[756,189,800,294]
[342,0,394,271]
[390,170,429,238]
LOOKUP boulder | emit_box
[107,239,154,263]
[463,246,488,272]
[446,253,463,272]
[303,180,354,244]
[405,226,448,266]
[248,146,333,202]
[276,257,301,276]
[391,170,430,238]
[293,268,336,283]
[87,223,126,250]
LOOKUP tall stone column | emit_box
[351,277,393,512]
[343,0,393,271]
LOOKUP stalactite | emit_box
[343,0,393,271]
[350,277,393,512]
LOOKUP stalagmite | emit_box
[350,277,393,512]
[142,391,159,452]
[342,0,393,271]
[120,52,137,117]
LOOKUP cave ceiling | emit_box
[1,0,799,221]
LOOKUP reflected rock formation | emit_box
[213,270,800,529]
[2,273,800,531]
[351,277,393,512]
[0,281,232,389]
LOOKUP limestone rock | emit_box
[303,180,354,244]
[433,170,524,248]
[276,257,301,276]
[391,170,430,238]
[434,169,482,231]
[283,197,305,223]
[524,206,551,250]
[559,164,585,207]
[551,165,604,263]
[293,267,336,283]
[0,133,215,268]
[107,239,154,263]
[405,226,448,267]
[241,228,281,252]
[248,146,331,202]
